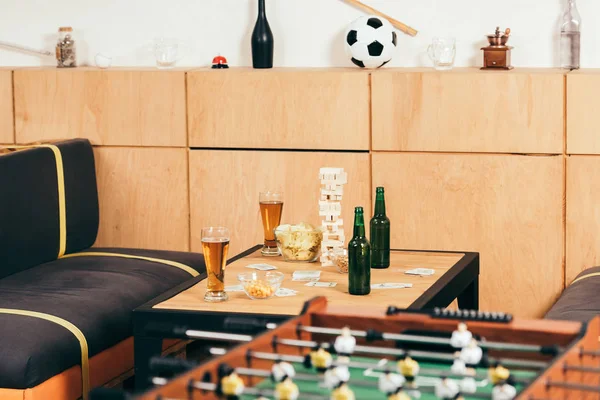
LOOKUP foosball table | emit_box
[130,297,600,400]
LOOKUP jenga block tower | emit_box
[318,167,347,266]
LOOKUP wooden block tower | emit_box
[319,167,347,266]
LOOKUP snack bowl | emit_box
[331,248,349,274]
[274,222,323,262]
[237,271,284,300]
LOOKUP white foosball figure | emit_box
[492,383,517,400]
[450,356,467,375]
[450,322,473,348]
[459,377,478,394]
[271,360,296,382]
[459,338,483,366]
[334,326,356,355]
[378,370,405,394]
[323,356,351,389]
[434,376,460,399]
[275,376,300,400]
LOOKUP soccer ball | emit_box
[345,15,398,69]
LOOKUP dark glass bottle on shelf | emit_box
[251,0,274,69]
[348,206,371,296]
[370,187,390,269]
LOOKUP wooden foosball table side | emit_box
[518,316,600,400]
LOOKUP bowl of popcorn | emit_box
[274,222,323,262]
[237,271,284,300]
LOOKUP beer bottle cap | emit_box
[355,206,363,213]
[376,187,384,193]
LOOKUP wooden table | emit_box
[132,245,479,391]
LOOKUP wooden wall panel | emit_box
[371,68,564,153]
[566,156,600,283]
[567,70,600,154]
[14,68,186,146]
[187,69,370,150]
[0,70,13,144]
[93,147,189,251]
[372,152,564,318]
[189,150,371,256]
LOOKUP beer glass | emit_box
[201,226,230,302]
[259,191,283,256]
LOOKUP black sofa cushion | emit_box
[545,267,600,322]
[0,139,99,279]
[0,248,205,389]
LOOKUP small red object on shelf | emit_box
[211,55,229,69]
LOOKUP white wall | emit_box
[0,0,594,69]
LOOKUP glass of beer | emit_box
[259,191,283,256]
[201,226,230,302]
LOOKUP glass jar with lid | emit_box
[56,26,76,67]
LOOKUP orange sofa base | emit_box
[0,337,181,400]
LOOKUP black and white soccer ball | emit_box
[345,15,398,69]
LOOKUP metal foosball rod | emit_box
[563,364,600,373]
[546,380,600,393]
[268,337,547,370]
[296,324,562,356]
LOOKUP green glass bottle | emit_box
[348,206,371,295]
[370,187,390,269]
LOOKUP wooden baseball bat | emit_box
[342,0,418,37]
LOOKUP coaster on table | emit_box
[245,263,278,271]
[405,268,435,276]
[371,283,413,289]
[292,270,321,281]
[275,288,298,297]
[305,281,337,288]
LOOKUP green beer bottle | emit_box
[348,206,371,295]
[370,187,390,269]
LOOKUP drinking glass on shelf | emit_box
[259,191,283,256]
[427,37,456,71]
[201,227,230,302]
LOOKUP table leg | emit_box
[134,336,163,392]
[457,277,479,311]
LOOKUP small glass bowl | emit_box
[274,223,323,262]
[237,271,284,300]
[332,249,349,274]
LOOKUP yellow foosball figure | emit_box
[488,362,510,386]
[397,354,420,387]
[304,345,333,372]
[275,376,300,400]
[220,371,245,396]
[386,387,412,400]
[330,381,355,400]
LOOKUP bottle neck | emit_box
[258,0,266,17]
[353,212,366,238]
[374,193,386,216]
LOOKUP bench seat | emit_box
[545,266,600,322]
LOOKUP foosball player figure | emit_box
[271,359,296,383]
[304,344,333,372]
[386,386,412,400]
[274,375,299,400]
[330,381,355,400]
[397,354,420,386]
[450,322,473,348]
[323,355,351,389]
[378,369,405,395]
[219,370,245,398]
[488,363,517,400]
[459,338,483,368]
[434,375,460,399]
[334,326,356,356]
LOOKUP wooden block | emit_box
[371,68,564,153]
[187,69,369,150]
[566,156,600,283]
[93,147,189,251]
[567,70,600,154]
[189,150,370,256]
[14,68,186,146]
[0,70,13,144]
[372,152,564,318]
